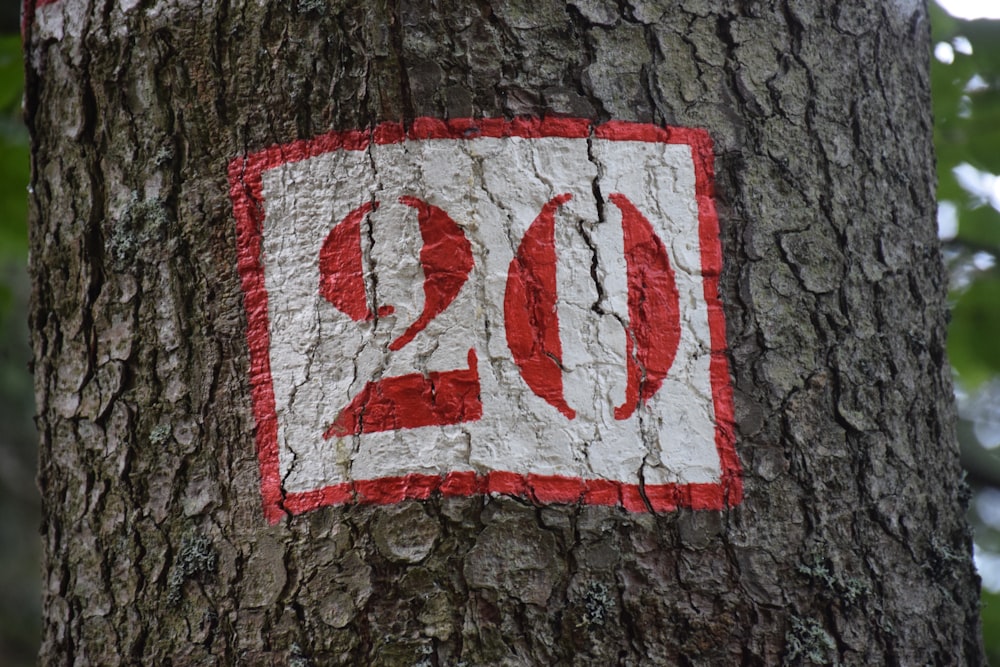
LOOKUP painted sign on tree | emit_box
[230,117,741,524]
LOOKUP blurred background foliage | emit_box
[0,2,999,664]
[932,3,1000,663]
[0,5,38,663]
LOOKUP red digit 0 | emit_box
[611,193,680,420]
[502,193,678,420]
[503,193,576,420]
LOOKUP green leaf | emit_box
[0,134,28,259]
[982,589,1000,665]
[931,11,1000,181]
[956,205,1000,251]
[0,34,21,114]
[949,271,1000,387]
[0,34,27,260]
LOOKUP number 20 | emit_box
[319,193,680,439]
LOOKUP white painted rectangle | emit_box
[229,118,741,523]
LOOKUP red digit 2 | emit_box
[503,193,679,419]
[319,197,481,437]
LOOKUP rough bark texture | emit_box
[27,0,983,664]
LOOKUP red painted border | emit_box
[228,117,743,524]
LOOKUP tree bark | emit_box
[26,0,983,664]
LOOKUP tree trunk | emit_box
[26,0,983,664]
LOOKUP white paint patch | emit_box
[231,120,740,520]
[33,1,87,42]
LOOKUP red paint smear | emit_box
[228,153,286,525]
[583,479,621,506]
[325,348,482,437]
[685,483,725,507]
[504,193,576,420]
[594,121,671,143]
[229,116,742,524]
[528,474,584,504]
[390,197,473,351]
[441,471,483,496]
[319,201,392,321]
[282,484,353,515]
[355,474,440,503]
[373,121,405,144]
[487,471,528,496]
[621,485,649,513]
[689,131,744,508]
[280,474,713,514]
[611,193,681,420]
[643,485,679,512]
